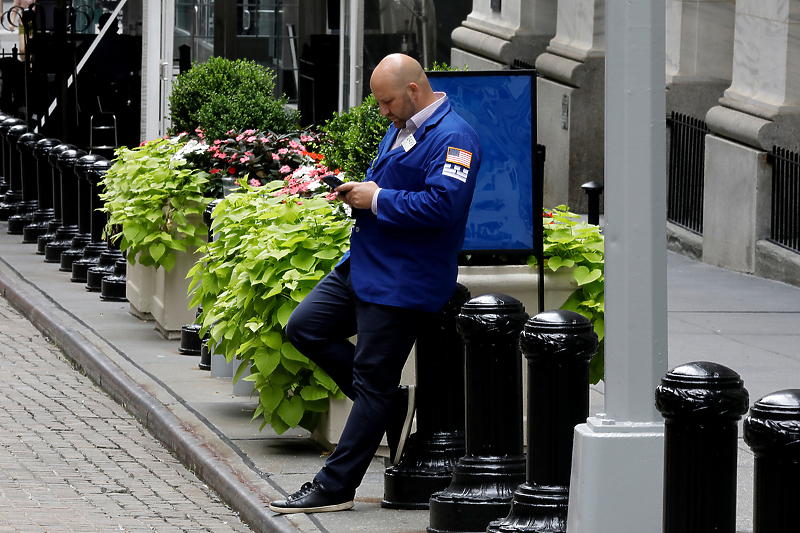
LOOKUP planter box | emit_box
[126,257,156,320]
[151,245,204,339]
[311,264,578,451]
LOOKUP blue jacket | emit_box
[340,98,482,313]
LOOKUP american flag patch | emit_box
[446,147,472,169]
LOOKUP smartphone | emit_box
[321,174,345,190]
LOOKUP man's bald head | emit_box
[370,54,437,129]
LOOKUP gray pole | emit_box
[565,0,668,531]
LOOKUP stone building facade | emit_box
[450,0,800,287]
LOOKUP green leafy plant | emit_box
[168,57,300,141]
[100,136,211,271]
[189,182,352,433]
[428,61,468,71]
[318,94,389,181]
[528,206,605,383]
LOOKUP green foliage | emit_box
[100,137,211,271]
[428,61,468,71]
[168,57,300,140]
[528,206,605,384]
[318,94,390,181]
[188,182,352,434]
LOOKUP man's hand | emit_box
[336,181,379,210]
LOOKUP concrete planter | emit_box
[151,245,204,339]
[311,264,578,451]
[126,256,156,320]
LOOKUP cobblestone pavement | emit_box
[0,295,253,533]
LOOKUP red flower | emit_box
[210,169,221,174]
[228,167,237,175]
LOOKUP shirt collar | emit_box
[404,92,447,132]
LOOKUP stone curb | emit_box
[0,271,299,533]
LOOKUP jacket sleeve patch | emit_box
[446,147,472,168]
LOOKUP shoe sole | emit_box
[392,385,415,465]
[268,500,354,514]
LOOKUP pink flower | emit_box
[249,178,261,187]
[236,134,245,142]
[300,134,314,142]
[244,129,255,135]
[278,148,288,155]
[279,165,292,174]
[240,156,250,163]
[289,140,300,149]
[214,139,222,145]
[246,136,257,143]
[271,153,280,161]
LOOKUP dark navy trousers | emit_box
[285,260,420,496]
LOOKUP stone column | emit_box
[666,0,736,119]
[450,0,558,70]
[703,0,800,274]
[535,0,605,212]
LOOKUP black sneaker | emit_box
[269,479,354,514]
[386,385,415,465]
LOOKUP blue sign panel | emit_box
[428,70,536,253]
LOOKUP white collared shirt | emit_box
[373,92,447,213]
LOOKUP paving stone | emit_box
[0,295,251,532]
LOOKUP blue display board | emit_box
[428,70,538,254]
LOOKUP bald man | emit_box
[272,54,482,514]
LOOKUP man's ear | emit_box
[407,82,419,100]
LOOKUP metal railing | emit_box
[667,112,709,234]
[767,146,800,253]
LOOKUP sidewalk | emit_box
[1,223,799,533]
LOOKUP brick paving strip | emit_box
[0,293,256,532]
[0,268,306,533]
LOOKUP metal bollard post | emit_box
[382,284,471,509]
[428,293,528,533]
[743,389,800,533]
[0,112,9,194]
[0,118,26,219]
[655,362,749,533]
[86,160,124,292]
[197,199,221,371]
[61,154,105,274]
[70,156,110,283]
[8,132,43,235]
[580,181,604,226]
[37,143,75,255]
[23,138,60,244]
[100,258,128,302]
[487,310,598,532]
[0,124,28,221]
[44,148,86,263]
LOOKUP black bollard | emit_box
[580,181,604,226]
[487,310,598,533]
[383,284,471,509]
[44,148,87,263]
[100,258,128,302]
[0,123,27,221]
[179,306,205,355]
[196,200,221,370]
[743,389,800,533]
[8,132,44,235]
[23,138,60,244]
[655,362,749,533]
[70,155,108,282]
[38,143,76,255]
[0,118,26,219]
[0,112,9,194]
[428,293,528,533]
[86,160,124,292]
[61,154,105,274]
